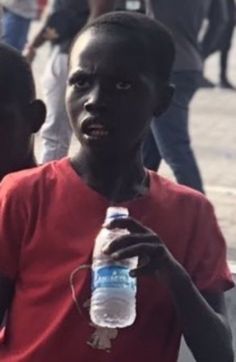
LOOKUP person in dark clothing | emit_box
[220,0,236,89]
[142,0,230,193]
[24,0,89,163]
[202,0,235,89]
[220,0,235,89]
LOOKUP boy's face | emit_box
[66,28,164,157]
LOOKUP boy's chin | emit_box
[79,138,126,158]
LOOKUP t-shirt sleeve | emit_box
[185,196,234,293]
[0,176,27,281]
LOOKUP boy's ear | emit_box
[154,84,175,117]
[28,100,47,133]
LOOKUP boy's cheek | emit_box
[67,96,83,118]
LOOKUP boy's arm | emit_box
[0,275,14,325]
[88,0,116,19]
[104,201,234,362]
[163,266,233,362]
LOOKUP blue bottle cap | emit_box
[105,207,129,222]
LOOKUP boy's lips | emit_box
[81,118,110,140]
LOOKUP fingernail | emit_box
[111,252,119,259]
[102,246,109,254]
[102,241,111,253]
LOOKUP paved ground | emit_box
[32,29,236,262]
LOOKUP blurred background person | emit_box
[0,5,3,38]
[0,0,38,51]
[142,0,226,193]
[219,0,236,89]
[143,0,228,193]
[37,0,48,17]
[201,0,236,89]
[24,0,89,163]
[116,0,144,12]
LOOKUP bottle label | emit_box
[92,265,136,291]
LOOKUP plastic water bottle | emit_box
[90,207,138,328]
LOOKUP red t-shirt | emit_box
[0,158,233,362]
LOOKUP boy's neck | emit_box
[70,148,149,203]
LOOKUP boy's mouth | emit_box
[82,119,110,140]
[85,124,109,138]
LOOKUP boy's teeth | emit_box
[85,124,109,137]
[90,130,108,136]
[88,124,105,130]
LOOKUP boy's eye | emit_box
[74,77,91,90]
[115,81,132,91]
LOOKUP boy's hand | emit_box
[103,217,180,279]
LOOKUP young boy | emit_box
[0,43,45,340]
[0,43,46,180]
[0,12,233,362]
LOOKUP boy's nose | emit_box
[84,85,108,114]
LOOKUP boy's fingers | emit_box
[103,234,159,254]
[104,217,150,234]
[130,249,168,277]
[130,254,151,277]
[103,234,144,254]
[110,243,160,261]
[130,265,151,277]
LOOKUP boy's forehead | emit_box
[71,31,92,60]
[70,28,140,69]
[71,29,115,64]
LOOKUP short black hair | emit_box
[0,44,35,105]
[71,11,175,83]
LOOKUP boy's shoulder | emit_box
[149,171,211,211]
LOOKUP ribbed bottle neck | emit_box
[105,207,129,223]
